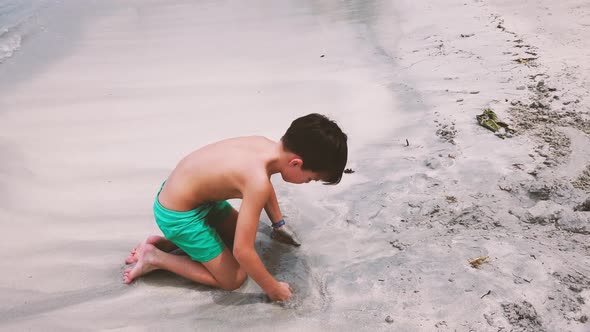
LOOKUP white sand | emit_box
[0,0,589,330]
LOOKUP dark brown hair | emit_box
[282,113,348,184]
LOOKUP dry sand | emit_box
[0,0,589,331]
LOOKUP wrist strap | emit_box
[272,219,285,228]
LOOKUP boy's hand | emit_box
[271,225,301,246]
[268,281,293,302]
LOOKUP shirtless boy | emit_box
[123,113,348,302]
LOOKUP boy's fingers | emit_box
[271,231,300,246]
[272,225,302,246]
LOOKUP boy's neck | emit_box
[266,140,294,176]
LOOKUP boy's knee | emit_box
[233,269,247,289]
[221,269,247,291]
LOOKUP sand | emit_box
[0,0,589,331]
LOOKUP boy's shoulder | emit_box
[195,136,273,160]
[236,168,272,209]
[216,136,274,190]
[216,135,271,145]
[241,160,272,190]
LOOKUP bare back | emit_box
[157,136,275,211]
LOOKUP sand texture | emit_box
[0,0,589,331]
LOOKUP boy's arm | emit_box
[264,184,301,246]
[263,184,283,224]
[233,182,290,300]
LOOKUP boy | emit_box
[123,113,348,302]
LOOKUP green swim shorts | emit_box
[153,182,233,262]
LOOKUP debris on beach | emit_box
[572,166,590,192]
[389,240,408,251]
[469,256,489,269]
[445,195,457,203]
[435,120,457,144]
[512,273,533,284]
[344,168,355,174]
[385,315,394,323]
[476,108,515,139]
[435,321,448,328]
[513,57,538,65]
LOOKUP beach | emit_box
[0,0,589,330]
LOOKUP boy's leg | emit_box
[124,206,245,289]
[201,247,246,290]
[123,243,219,286]
[212,207,239,251]
[124,243,246,290]
[125,235,178,264]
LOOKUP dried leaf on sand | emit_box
[469,256,489,269]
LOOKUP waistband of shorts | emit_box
[154,181,213,219]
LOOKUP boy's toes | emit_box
[123,270,132,284]
[125,248,139,264]
[125,253,136,264]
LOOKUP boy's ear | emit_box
[289,158,303,168]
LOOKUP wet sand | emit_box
[0,0,589,331]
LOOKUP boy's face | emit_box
[282,158,324,184]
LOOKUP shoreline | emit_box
[0,0,116,93]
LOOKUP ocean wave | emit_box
[0,29,22,62]
[0,0,49,63]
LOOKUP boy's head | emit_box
[281,113,348,185]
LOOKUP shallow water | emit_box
[0,0,46,62]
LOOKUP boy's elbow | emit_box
[233,246,254,263]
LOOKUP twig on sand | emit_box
[529,73,546,80]
[481,290,492,299]
[512,163,524,170]
[513,57,538,65]
[512,273,532,283]
[406,139,410,146]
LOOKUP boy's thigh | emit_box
[212,207,239,249]
[203,247,246,290]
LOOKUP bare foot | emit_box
[125,235,165,264]
[123,243,159,284]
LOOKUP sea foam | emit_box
[0,0,49,62]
